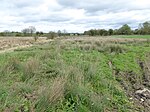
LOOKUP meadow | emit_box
[112,35,150,39]
[0,36,150,112]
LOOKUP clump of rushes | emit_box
[35,77,66,112]
[1,57,21,74]
[97,44,126,54]
[21,58,40,81]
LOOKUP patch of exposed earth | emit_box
[114,54,150,112]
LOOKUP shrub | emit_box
[46,32,57,39]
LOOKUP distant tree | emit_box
[84,29,109,36]
[36,31,40,36]
[113,29,119,35]
[89,29,95,36]
[84,31,91,36]
[103,30,108,36]
[57,30,62,37]
[36,31,44,36]
[22,28,30,36]
[4,30,11,36]
[133,29,142,35]
[63,29,67,36]
[0,32,4,36]
[15,32,22,37]
[22,26,36,36]
[99,29,108,36]
[138,21,150,35]
[39,31,44,36]
[108,29,113,35]
[29,26,36,36]
[118,24,132,35]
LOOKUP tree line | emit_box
[0,26,70,37]
[84,21,150,36]
[0,21,150,37]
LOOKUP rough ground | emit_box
[61,36,148,43]
[0,36,148,53]
[59,36,150,111]
[114,55,150,111]
[0,37,52,54]
[0,36,150,111]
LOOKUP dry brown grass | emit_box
[47,77,66,104]
[60,36,148,44]
[35,77,66,111]
[0,37,51,53]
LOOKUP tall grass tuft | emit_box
[1,57,21,74]
[21,58,40,81]
[97,44,126,54]
[35,77,66,111]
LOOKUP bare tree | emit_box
[21,28,30,36]
[22,26,36,36]
[29,26,36,36]
[4,30,10,36]
[57,30,61,37]
[63,29,67,37]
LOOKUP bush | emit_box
[46,32,57,39]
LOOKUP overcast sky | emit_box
[0,0,150,33]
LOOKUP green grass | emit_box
[112,35,150,39]
[0,38,150,111]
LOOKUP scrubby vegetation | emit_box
[0,36,150,112]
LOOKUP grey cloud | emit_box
[19,13,72,24]
[56,0,124,12]
[40,17,71,23]
[56,0,150,13]
[12,0,42,8]
[0,0,150,32]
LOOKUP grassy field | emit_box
[112,35,150,39]
[0,36,150,112]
